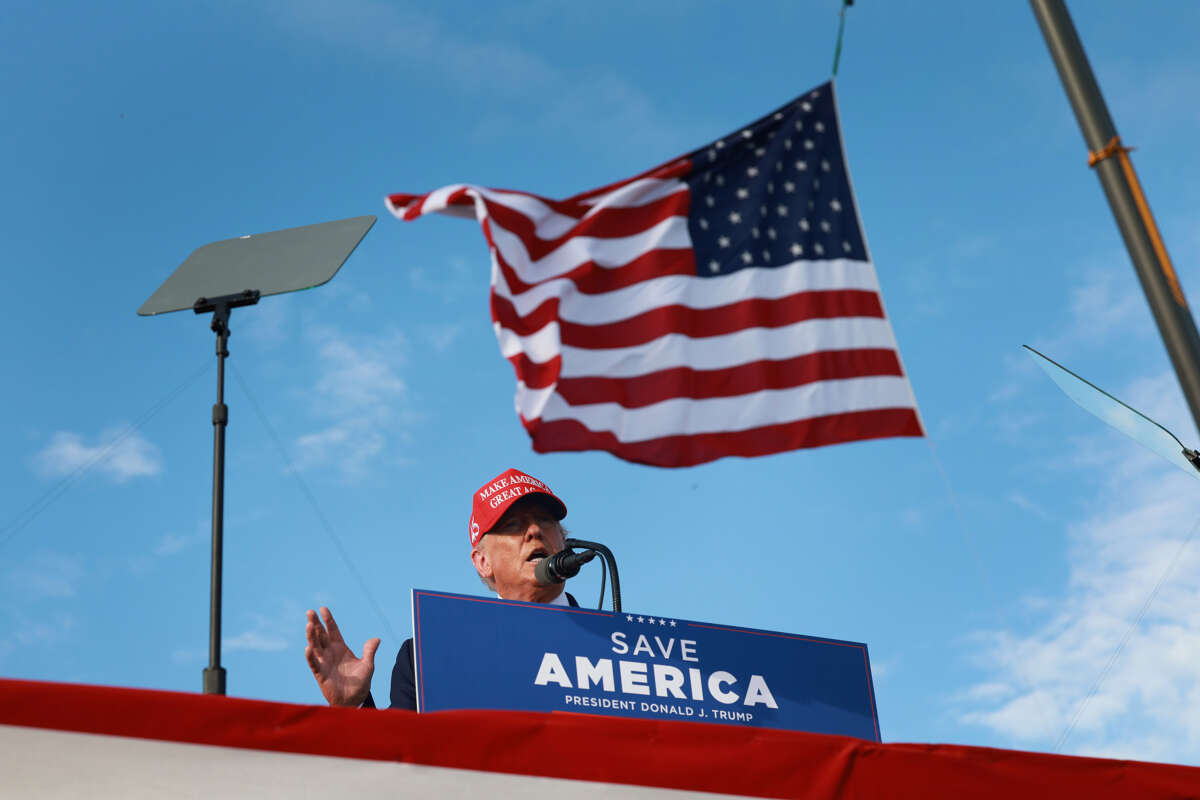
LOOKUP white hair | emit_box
[473,522,569,591]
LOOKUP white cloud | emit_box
[1029,265,1151,362]
[408,257,478,300]
[223,611,291,653]
[292,420,386,479]
[153,530,202,557]
[263,0,692,156]
[33,426,162,484]
[0,611,77,662]
[420,323,466,353]
[290,326,412,480]
[5,553,85,600]
[224,629,289,653]
[313,330,406,411]
[959,418,1200,764]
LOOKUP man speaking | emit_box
[304,468,576,710]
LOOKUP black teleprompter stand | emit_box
[140,215,375,696]
[195,290,260,696]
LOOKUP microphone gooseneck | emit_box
[534,548,597,585]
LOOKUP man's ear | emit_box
[471,543,492,581]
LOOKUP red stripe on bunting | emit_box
[526,408,924,467]
[2,678,1197,799]
[555,349,905,409]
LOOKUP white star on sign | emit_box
[754,147,765,157]
[762,249,771,261]
[648,617,657,624]
[708,149,717,162]
[795,160,807,171]
[715,140,725,149]
[784,181,795,192]
[804,140,814,150]
[843,241,852,253]
[736,188,748,199]
[820,220,831,232]
[814,121,825,132]
[760,204,768,215]
[773,112,784,120]
[626,615,634,621]
[830,198,842,212]
[698,218,709,230]
[751,227,760,239]
[799,218,810,231]
[659,618,668,626]
[715,174,725,186]
[669,619,677,627]
[794,120,804,131]
[717,235,730,248]
[814,243,824,255]
[637,616,645,623]
[821,159,831,172]
[741,129,752,139]
[766,181,774,194]
[801,101,812,112]
[746,166,759,177]
[784,138,792,150]
[709,260,721,272]
[776,205,788,216]
[729,211,742,224]
[791,242,803,256]
[705,195,715,207]
[741,251,753,264]
[767,227,777,239]
[812,179,821,190]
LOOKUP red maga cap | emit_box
[468,468,567,547]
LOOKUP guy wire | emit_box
[229,362,398,643]
[0,359,211,550]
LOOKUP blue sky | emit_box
[4,0,1200,766]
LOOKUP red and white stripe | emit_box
[387,169,922,468]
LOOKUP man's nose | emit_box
[522,518,547,537]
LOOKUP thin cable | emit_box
[831,1,853,77]
[1054,514,1200,752]
[228,363,398,642]
[924,438,1003,621]
[596,551,607,611]
[0,359,211,551]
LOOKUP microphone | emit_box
[534,548,597,585]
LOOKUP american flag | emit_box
[387,81,923,467]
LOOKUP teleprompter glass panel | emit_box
[138,216,376,316]
[1025,345,1200,480]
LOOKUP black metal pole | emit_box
[1031,0,1200,433]
[203,304,230,696]
[191,291,258,697]
[565,538,621,613]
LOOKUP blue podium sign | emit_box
[412,589,880,740]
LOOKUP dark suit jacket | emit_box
[364,592,578,710]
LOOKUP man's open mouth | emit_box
[525,548,550,563]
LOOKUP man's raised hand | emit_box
[304,606,380,707]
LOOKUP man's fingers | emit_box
[320,606,345,643]
[304,644,321,676]
[362,637,381,670]
[305,619,328,651]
